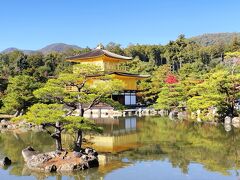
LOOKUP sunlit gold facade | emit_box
[66,49,149,105]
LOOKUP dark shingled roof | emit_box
[108,72,149,78]
[66,49,132,61]
[87,71,149,78]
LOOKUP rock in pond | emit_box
[232,117,240,128]
[224,124,232,132]
[224,116,232,124]
[0,157,12,166]
[22,146,40,162]
[22,147,99,172]
[1,119,7,124]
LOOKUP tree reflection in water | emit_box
[1,116,240,179]
[120,116,240,176]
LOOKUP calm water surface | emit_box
[0,116,240,180]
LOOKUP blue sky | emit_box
[1,0,240,51]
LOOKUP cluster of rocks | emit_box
[22,146,99,173]
[224,116,240,131]
[0,119,15,130]
[0,119,43,132]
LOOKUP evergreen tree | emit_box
[1,75,41,116]
[32,64,123,150]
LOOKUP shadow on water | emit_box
[1,116,240,179]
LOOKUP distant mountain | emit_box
[39,43,82,54]
[3,33,240,53]
[190,32,240,46]
[1,43,82,54]
[1,47,19,53]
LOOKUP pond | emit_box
[0,116,240,180]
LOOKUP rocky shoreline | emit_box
[0,119,44,132]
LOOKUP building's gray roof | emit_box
[108,72,149,78]
[87,71,150,78]
[66,49,132,60]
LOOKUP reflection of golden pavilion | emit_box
[86,117,139,153]
[89,133,138,153]
[97,160,132,175]
[66,46,148,106]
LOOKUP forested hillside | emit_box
[191,32,240,46]
[1,34,240,121]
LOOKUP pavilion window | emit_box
[125,117,137,131]
[124,92,136,105]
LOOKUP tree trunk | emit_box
[55,121,63,152]
[221,53,224,62]
[55,135,62,152]
[231,100,235,117]
[74,129,82,152]
[78,98,84,117]
[179,58,182,69]
[14,109,22,117]
[76,95,84,152]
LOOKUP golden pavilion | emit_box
[66,46,148,106]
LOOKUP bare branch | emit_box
[66,107,77,116]
[86,94,104,111]
[76,79,87,91]
[41,125,53,136]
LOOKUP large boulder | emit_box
[0,157,12,166]
[224,116,232,124]
[1,119,7,124]
[224,124,232,132]
[22,146,40,162]
[232,117,240,128]
[178,111,187,120]
[26,153,54,170]
[158,110,167,117]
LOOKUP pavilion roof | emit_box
[87,71,150,78]
[66,49,132,61]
